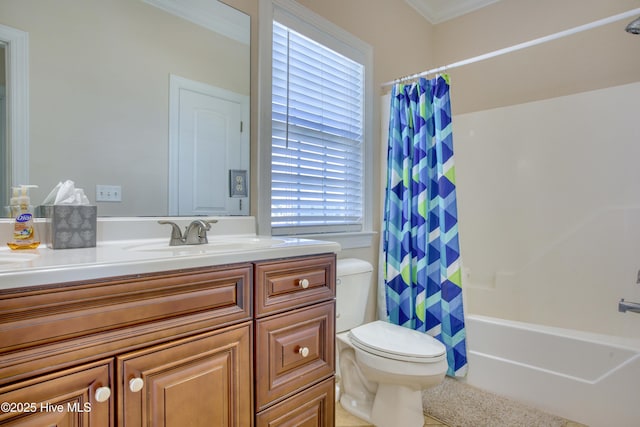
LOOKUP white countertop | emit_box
[0,236,340,290]
[0,217,341,290]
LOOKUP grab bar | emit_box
[618,299,640,314]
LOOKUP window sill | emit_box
[293,231,377,250]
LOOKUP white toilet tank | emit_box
[336,258,373,333]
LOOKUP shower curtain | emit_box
[382,75,467,377]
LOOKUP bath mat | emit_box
[422,377,569,427]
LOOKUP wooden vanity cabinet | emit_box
[254,254,336,427]
[0,264,253,427]
[0,253,337,427]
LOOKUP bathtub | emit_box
[464,314,640,427]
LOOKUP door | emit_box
[119,323,252,427]
[169,75,249,216]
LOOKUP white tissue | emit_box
[43,180,91,205]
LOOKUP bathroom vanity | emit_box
[0,220,339,427]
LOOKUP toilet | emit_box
[336,258,448,427]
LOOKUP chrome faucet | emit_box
[618,298,640,314]
[158,219,218,246]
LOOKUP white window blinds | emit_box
[271,21,365,235]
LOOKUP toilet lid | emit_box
[349,320,446,362]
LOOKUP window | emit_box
[270,14,368,236]
[258,0,373,246]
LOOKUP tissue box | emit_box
[39,205,97,249]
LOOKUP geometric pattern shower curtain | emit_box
[382,75,468,377]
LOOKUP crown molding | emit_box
[405,0,500,24]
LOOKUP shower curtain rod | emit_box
[382,7,640,88]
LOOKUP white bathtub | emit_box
[465,314,640,427]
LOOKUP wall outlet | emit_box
[96,185,122,202]
[229,170,248,197]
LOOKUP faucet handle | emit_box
[184,219,216,245]
[158,220,185,246]
[198,219,218,234]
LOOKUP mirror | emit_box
[0,44,6,210]
[0,0,250,217]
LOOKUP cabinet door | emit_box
[256,378,334,427]
[119,322,252,427]
[0,360,113,427]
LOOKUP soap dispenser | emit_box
[7,184,40,250]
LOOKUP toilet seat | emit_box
[349,320,446,363]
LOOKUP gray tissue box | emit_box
[39,205,97,249]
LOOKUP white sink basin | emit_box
[125,237,287,255]
[0,252,39,266]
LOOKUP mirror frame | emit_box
[0,23,28,188]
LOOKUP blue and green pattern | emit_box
[382,75,467,377]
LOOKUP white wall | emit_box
[456,82,640,339]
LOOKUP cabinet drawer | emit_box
[0,359,113,426]
[254,254,335,317]
[256,377,335,427]
[0,264,252,354]
[255,300,335,410]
